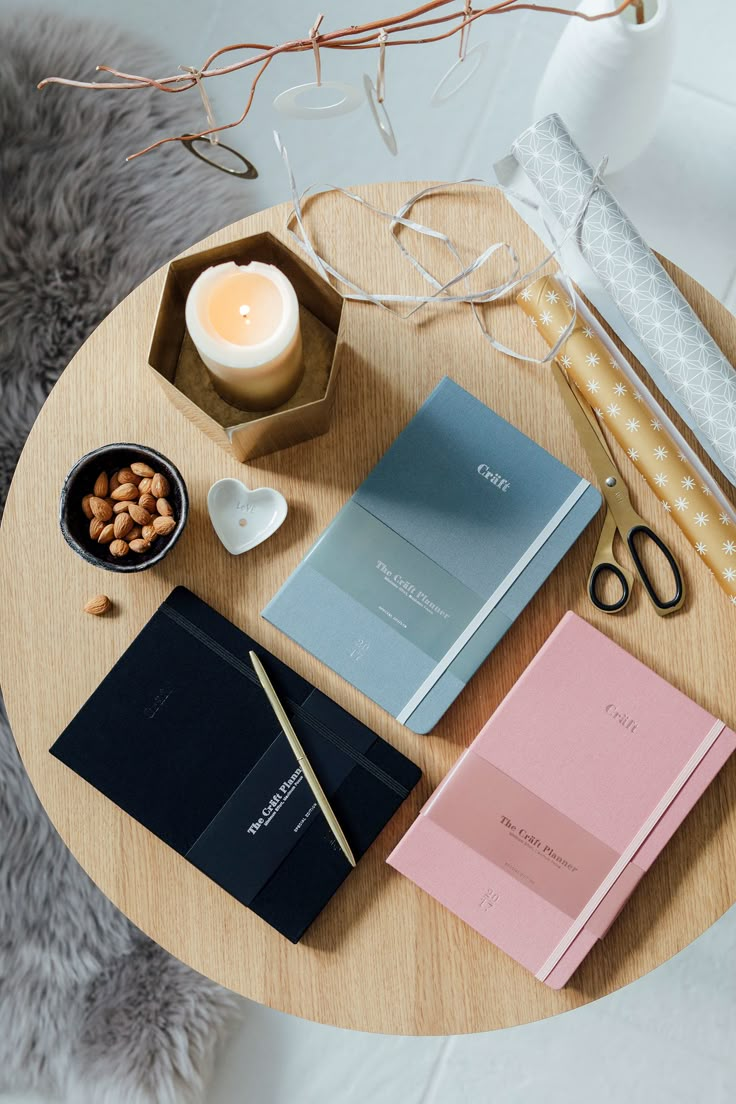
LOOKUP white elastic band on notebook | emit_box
[396,478,590,725]
[536,716,727,983]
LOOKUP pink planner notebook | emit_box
[387,612,736,987]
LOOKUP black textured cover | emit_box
[51,586,421,942]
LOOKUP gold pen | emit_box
[248,651,356,868]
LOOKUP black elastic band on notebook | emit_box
[161,603,409,799]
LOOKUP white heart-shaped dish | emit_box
[207,478,288,555]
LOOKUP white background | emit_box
[2,2,736,1101]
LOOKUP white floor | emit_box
[2,2,736,1102]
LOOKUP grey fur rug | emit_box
[0,13,249,1102]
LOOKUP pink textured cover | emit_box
[387,612,736,987]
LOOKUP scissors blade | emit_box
[551,362,685,616]
[563,375,616,461]
[551,363,640,529]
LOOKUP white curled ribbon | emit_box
[274,131,607,366]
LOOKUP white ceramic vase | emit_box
[532,0,675,173]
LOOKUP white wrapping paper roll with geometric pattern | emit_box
[511,113,736,487]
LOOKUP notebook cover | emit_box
[387,612,736,986]
[263,378,602,734]
[50,586,422,943]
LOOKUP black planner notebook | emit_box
[50,586,421,942]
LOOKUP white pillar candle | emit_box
[185,260,303,410]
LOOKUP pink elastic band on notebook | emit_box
[536,717,727,981]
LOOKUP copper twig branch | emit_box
[37,0,642,161]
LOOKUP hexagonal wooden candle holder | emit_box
[148,232,346,462]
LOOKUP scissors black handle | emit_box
[626,524,684,613]
[588,562,631,613]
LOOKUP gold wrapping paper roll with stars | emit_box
[518,276,736,604]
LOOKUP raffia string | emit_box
[459,0,473,59]
[275,133,607,366]
[310,13,325,86]
[376,29,388,102]
[180,65,220,144]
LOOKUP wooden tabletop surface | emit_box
[2,182,735,1035]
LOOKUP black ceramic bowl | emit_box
[59,443,189,573]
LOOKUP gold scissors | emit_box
[552,362,685,615]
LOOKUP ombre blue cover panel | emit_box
[263,378,601,734]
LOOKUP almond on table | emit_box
[83,594,112,616]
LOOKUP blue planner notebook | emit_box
[263,378,601,733]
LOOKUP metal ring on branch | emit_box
[431,39,488,105]
[273,80,362,119]
[182,136,259,177]
[363,75,398,156]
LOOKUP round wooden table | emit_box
[2,183,736,1035]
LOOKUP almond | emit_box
[117,467,141,486]
[114,512,134,539]
[110,539,129,558]
[127,526,142,542]
[142,524,158,544]
[130,461,154,479]
[129,538,152,554]
[137,477,152,495]
[83,594,112,616]
[128,503,152,526]
[156,497,173,517]
[81,494,94,520]
[113,501,130,514]
[151,472,170,498]
[89,496,113,521]
[152,514,176,536]
[109,471,121,492]
[93,471,109,498]
[89,517,105,540]
[111,482,138,502]
[98,522,115,544]
[138,492,157,513]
